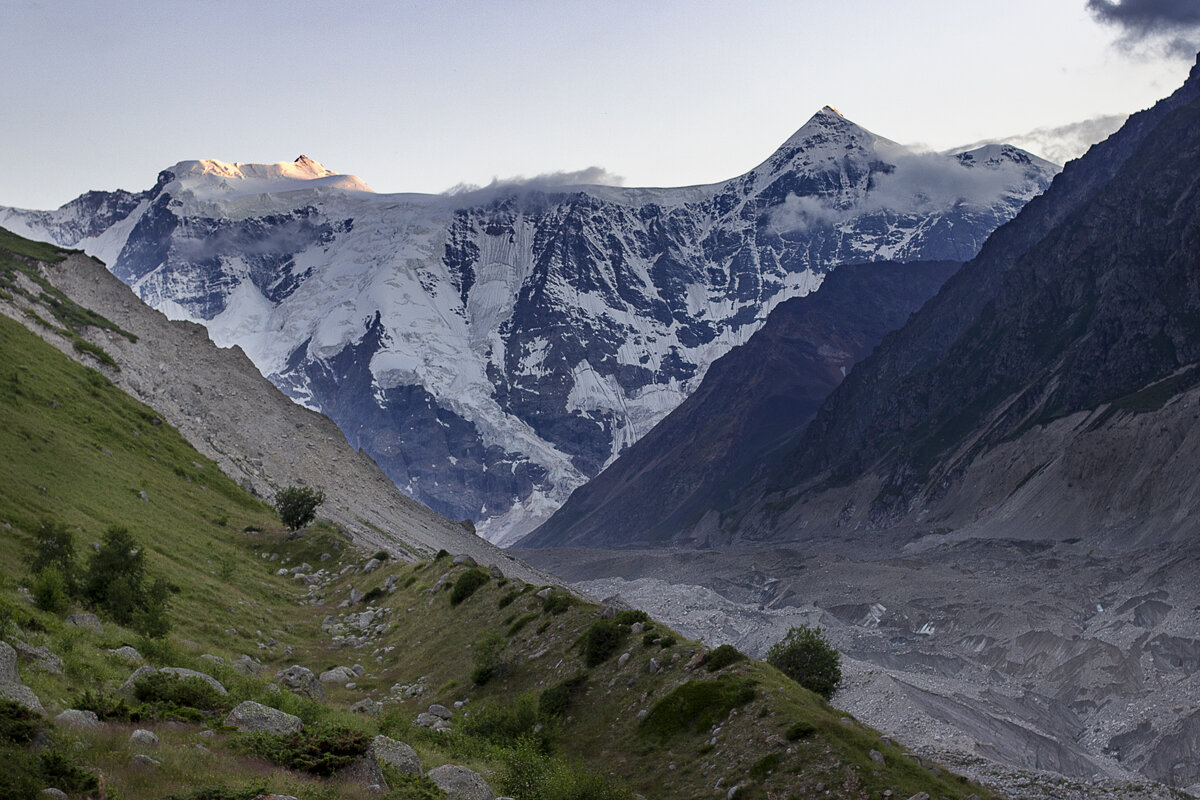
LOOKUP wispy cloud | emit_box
[962,115,1129,165]
[1087,0,1200,58]
[444,166,625,198]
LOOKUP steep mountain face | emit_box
[710,54,1200,550]
[0,110,1055,542]
[520,259,960,549]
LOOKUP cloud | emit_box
[963,115,1129,165]
[444,166,625,198]
[1086,0,1200,58]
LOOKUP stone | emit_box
[129,754,160,769]
[452,554,477,567]
[55,709,101,729]
[233,654,262,674]
[320,665,357,683]
[416,712,440,728]
[11,640,63,674]
[685,652,706,671]
[350,698,382,716]
[617,652,631,668]
[0,641,43,712]
[275,664,326,700]
[119,665,158,696]
[352,663,366,675]
[341,754,388,791]
[363,558,382,574]
[129,729,159,747]
[427,764,494,800]
[648,658,660,674]
[488,564,505,580]
[109,645,143,663]
[630,622,645,634]
[224,700,303,734]
[349,587,364,604]
[41,789,68,799]
[535,587,554,601]
[869,749,885,765]
[384,575,398,593]
[65,613,103,633]
[428,703,452,720]
[159,667,227,695]
[371,735,422,776]
[906,794,930,800]
[320,552,332,561]
[199,653,225,666]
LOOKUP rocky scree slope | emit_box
[680,54,1200,549]
[0,111,1056,542]
[520,259,961,549]
[0,227,550,583]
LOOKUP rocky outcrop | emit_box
[427,764,494,800]
[224,701,303,734]
[275,665,326,701]
[0,641,43,712]
[370,735,422,776]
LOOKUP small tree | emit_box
[766,625,842,700]
[275,486,325,531]
[26,519,78,596]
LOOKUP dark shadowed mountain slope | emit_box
[519,260,959,549]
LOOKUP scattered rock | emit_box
[350,698,382,716]
[726,785,742,799]
[55,709,101,729]
[906,794,930,800]
[199,653,225,666]
[427,764,494,800]
[617,652,631,668]
[384,575,398,593]
[870,749,885,765]
[129,753,160,769]
[416,712,441,728]
[0,642,43,712]
[233,654,262,674]
[342,754,388,791]
[428,703,453,720]
[488,564,505,580]
[159,667,227,695]
[349,587,364,605]
[353,664,366,675]
[452,555,478,568]
[40,789,68,799]
[648,658,660,674]
[65,613,103,633]
[320,665,357,684]
[224,700,303,734]
[109,645,143,663]
[129,729,159,747]
[371,735,422,776]
[363,558,382,574]
[320,552,332,562]
[630,622,645,634]
[535,587,554,601]
[275,664,326,700]
[685,652,706,671]
[10,639,62,674]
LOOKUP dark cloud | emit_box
[1086,0,1200,58]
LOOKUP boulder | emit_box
[11,640,63,674]
[371,735,422,776]
[350,698,382,716]
[119,665,158,696]
[109,645,143,663]
[488,564,505,580]
[159,667,227,695]
[0,641,44,712]
[129,729,159,747]
[320,665,357,684]
[341,754,387,791]
[275,664,326,700]
[427,764,494,800]
[55,709,101,729]
[362,558,382,574]
[224,700,303,734]
[428,703,452,720]
[233,654,262,674]
[452,555,477,567]
[65,613,103,633]
[129,754,160,769]
[40,789,68,799]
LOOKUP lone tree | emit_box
[766,625,842,700]
[275,486,325,531]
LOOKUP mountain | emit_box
[519,259,960,549]
[0,111,1056,542]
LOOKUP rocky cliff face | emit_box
[0,113,1055,542]
[520,259,960,549]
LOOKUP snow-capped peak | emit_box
[159,156,374,212]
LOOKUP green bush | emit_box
[25,519,77,594]
[542,592,577,615]
[638,676,757,740]
[378,768,446,800]
[539,673,588,719]
[274,486,325,531]
[613,609,649,626]
[471,633,507,685]
[80,526,177,636]
[236,725,370,775]
[450,568,490,606]
[785,719,816,740]
[0,699,40,745]
[30,566,70,615]
[765,625,842,700]
[134,671,228,714]
[166,786,268,800]
[500,737,633,800]
[498,589,521,609]
[508,612,540,637]
[749,752,781,781]
[581,619,625,667]
[460,694,544,746]
[705,644,746,672]
[74,688,144,722]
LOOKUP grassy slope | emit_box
[0,228,995,800]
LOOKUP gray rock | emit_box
[617,652,631,668]
[906,794,930,800]
[109,645,143,663]
[371,735,422,776]
[352,663,366,675]
[320,552,332,561]
[349,587,364,604]
[233,654,262,674]
[535,587,554,601]
[65,613,103,633]
[427,764,494,800]
[275,664,326,700]
[630,622,645,634]
[488,564,505,580]
[224,700,303,734]
[362,558,382,574]
[350,698,382,716]
[129,729,159,747]
[129,753,160,768]
[55,709,101,729]
[119,665,158,696]
[869,749,885,765]
[40,789,68,799]
[11,640,63,674]
[199,653,225,666]
[452,555,478,567]
[428,703,452,720]
[0,642,44,712]
[320,665,357,684]
[159,667,227,695]
[415,712,440,728]
[384,575,398,593]
[341,754,388,791]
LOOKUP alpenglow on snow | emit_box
[0,108,1057,543]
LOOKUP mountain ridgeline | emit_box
[528,54,1200,552]
[0,110,1056,542]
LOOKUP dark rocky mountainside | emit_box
[520,259,960,549]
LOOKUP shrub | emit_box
[539,673,588,719]
[274,486,325,531]
[372,550,390,561]
[30,566,70,614]
[749,752,781,781]
[460,694,543,746]
[236,725,370,775]
[638,676,757,740]
[0,699,40,745]
[166,786,268,800]
[449,568,489,606]
[705,644,746,672]
[25,519,77,593]
[498,589,521,609]
[507,612,540,637]
[434,549,450,560]
[134,671,228,714]
[642,632,658,648]
[361,586,385,603]
[74,688,144,722]
[581,619,625,667]
[80,526,176,636]
[471,633,507,685]
[542,592,577,615]
[499,738,634,800]
[613,609,649,626]
[658,635,676,648]
[765,625,842,700]
[785,720,816,740]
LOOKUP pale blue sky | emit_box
[1,0,1196,209]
